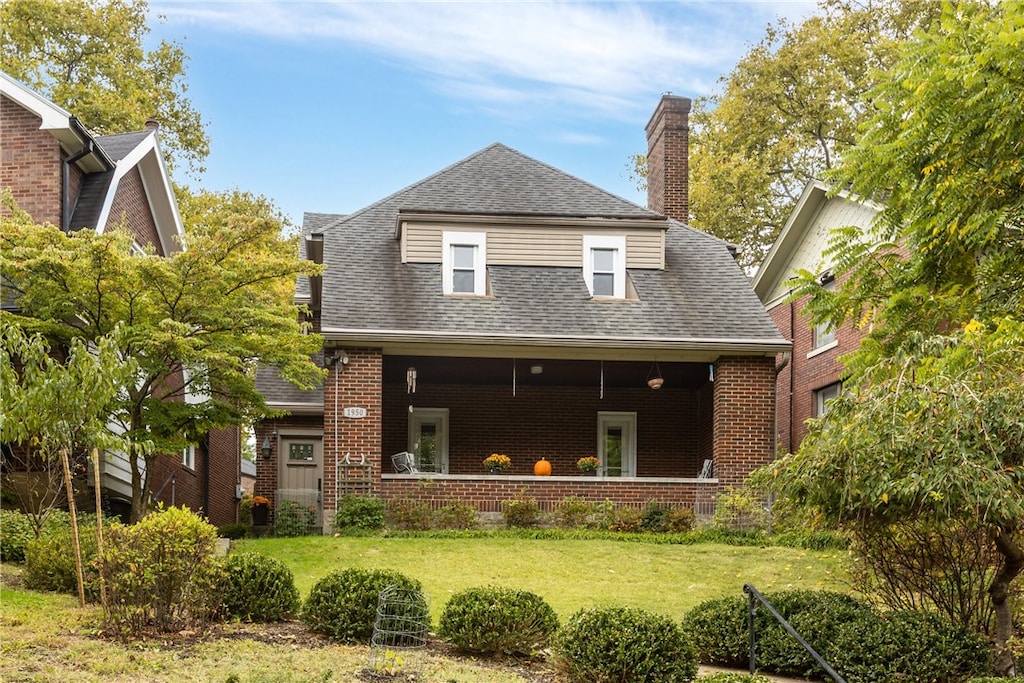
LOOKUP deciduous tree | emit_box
[757,1,1024,672]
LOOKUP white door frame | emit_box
[407,408,449,473]
[596,411,637,477]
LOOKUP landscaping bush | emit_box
[683,595,749,668]
[699,675,772,683]
[753,590,874,678]
[334,495,386,531]
[607,505,643,533]
[439,586,559,656]
[100,506,224,636]
[274,499,317,537]
[221,552,301,622]
[386,499,434,531]
[829,609,990,682]
[434,501,478,530]
[502,491,541,528]
[217,523,249,540]
[555,606,698,682]
[302,568,425,643]
[712,487,770,532]
[553,496,595,529]
[23,512,108,598]
[640,501,696,533]
[0,509,35,562]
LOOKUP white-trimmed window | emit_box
[815,382,842,416]
[442,231,487,295]
[182,445,196,470]
[813,280,837,349]
[583,235,626,299]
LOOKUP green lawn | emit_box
[238,535,848,621]
[1,537,848,682]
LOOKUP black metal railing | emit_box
[743,583,846,683]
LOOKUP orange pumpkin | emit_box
[534,458,552,476]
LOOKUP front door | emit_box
[278,434,323,529]
[597,412,636,477]
[408,408,448,473]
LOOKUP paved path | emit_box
[699,664,818,681]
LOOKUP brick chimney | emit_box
[645,93,691,222]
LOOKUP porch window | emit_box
[583,235,626,299]
[597,411,636,477]
[442,231,487,295]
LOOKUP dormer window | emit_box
[583,235,626,299]
[442,231,486,295]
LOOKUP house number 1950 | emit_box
[343,407,367,419]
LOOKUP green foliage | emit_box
[502,491,541,528]
[439,586,559,657]
[0,0,210,175]
[274,500,317,537]
[553,496,595,528]
[771,529,849,551]
[100,506,224,636]
[0,509,35,562]
[217,523,249,540]
[433,501,478,530]
[23,513,108,598]
[641,501,696,533]
[301,568,424,643]
[711,488,769,532]
[606,505,643,533]
[221,553,300,622]
[699,675,772,683]
[554,606,698,682]
[334,495,385,531]
[385,499,434,531]
[682,596,749,668]
[829,610,991,682]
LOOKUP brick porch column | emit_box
[712,356,776,487]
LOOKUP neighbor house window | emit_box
[182,445,195,470]
[442,231,487,295]
[815,382,842,416]
[583,235,626,299]
[812,280,837,349]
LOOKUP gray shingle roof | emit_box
[256,353,325,406]
[317,143,786,348]
[96,131,150,162]
[69,132,152,231]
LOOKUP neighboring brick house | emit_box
[1,71,241,525]
[752,180,882,455]
[255,94,790,532]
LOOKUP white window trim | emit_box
[815,382,842,416]
[182,445,196,470]
[583,235,626,299]
[596,411,637,477]
[442,231,487,296]
[807,339,838,359]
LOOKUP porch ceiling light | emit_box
[261,435,272,459]
[530,364,543,375]
[646,361,664,390]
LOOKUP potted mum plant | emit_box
[576,456,601,475]
[250,495,271,526]
[483,453,511,474]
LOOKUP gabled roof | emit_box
[316,144,787,356]
[752,180,882,305]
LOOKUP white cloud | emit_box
[155,1,816,122]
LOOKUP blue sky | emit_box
[149,1,816,229]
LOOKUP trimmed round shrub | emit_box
[439,586,559,656]
[829,609,990,682]
[554,606,698,682]
[222,553,300,622]
[334,495,386,531]
[302,568,425,643]
[0,509,35,562]
[753,590,874,678]
[682,595,749,667]
[217,523,249,540]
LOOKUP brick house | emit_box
[752,180,881,454]
[1,71,241,525]
[255,94,790,532]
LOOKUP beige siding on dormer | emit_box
[403,222,664,269]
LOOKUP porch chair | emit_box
[698,459,714,479]
[391,451,418,474]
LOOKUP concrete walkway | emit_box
[699,664,818,681]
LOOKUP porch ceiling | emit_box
[384,355,711,390]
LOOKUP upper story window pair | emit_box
[442,231,627,299]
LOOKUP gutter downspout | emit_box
[202,434,211,520]
[788,293,796,453]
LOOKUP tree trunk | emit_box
[989,526,1024,676]
[129,442,144,524]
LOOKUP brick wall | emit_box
[108,166,163,253]
[768,292,863,454]
[645,94,691,222]
[205,426,240,526]
[381,381,708,477]
[1,96,62,225]
[712,356,776,486]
